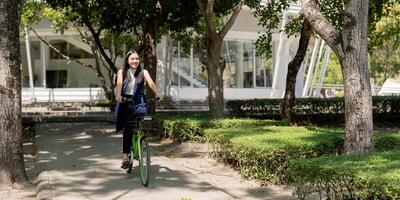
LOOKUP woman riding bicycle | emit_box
[115,50,163,169]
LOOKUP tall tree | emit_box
[278,0,393,123]
[136,0,200,112]
[196,0,244,118]
[281,20,312,122]
[280,0,343,123]
[301,0,373,154]
[0,0,27,185]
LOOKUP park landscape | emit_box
[1,0,400,199]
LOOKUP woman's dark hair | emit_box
[122,50,141,82]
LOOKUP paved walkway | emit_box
[35,122,232,200]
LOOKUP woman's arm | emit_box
[144,72,163,100]
[115,69,123,102]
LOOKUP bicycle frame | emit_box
[131,129,144,158]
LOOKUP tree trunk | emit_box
[281,20,312,123]
[164,36,172,97]
[206,37,225,118]
[144,30,157,113]
[196,0,243,118]
[341,0,374,154]
[301,0,374,154]
[0,0,27,185]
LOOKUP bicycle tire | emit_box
[138,135,150,186]
[126,152,133,174]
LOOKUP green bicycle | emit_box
[122,99,156,186]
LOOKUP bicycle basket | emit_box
[140,116,153,131]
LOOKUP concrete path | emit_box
[35,122,232,200]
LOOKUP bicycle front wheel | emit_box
[138,135,150,186]
[126,152,133,174]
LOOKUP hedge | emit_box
[226,96,400,123]
[206,126,344,183]
[154,114,400,184]
[205,126,400,184]
[287,150,400,200]
[154,115,286,142]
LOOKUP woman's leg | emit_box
[122,127,132,160]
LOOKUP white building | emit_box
[21,4,333,103]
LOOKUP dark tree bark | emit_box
[0,0,27,185]
[206,36,224,117]
[301,0,374,154]
[281,20,312,123]
[196,0,244,118]
[143,3,162,113]
[144,30,158,113]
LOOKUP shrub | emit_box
[287,150,400,200]
[226,96,400,124]
[156,116,282,142]
[206,127,400,184]
[206,126,344,183]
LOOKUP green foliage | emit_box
[370,45,400,85]
[155,113,400,187]
[323,53,343,85]
[206,126,344,183]
[254,0,396,57]
[284,0,344,38]
[206,125,400,184]
[226,96,400,124]
[375,3,400,49]
[21,0,44,26]
[369,3,400,85]
[369,1,400,50]
[249,0,293,57]
[288,150,400,199]
[284,15,305,38]
[156,115,279,142]
[42,6,71,33]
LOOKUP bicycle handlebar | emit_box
[120,97,161,103]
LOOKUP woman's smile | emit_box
[128,53,140,68]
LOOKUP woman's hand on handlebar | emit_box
[156,95,164,101]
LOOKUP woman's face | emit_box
[128,53,140,69]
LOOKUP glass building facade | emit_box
[163,39,273,89]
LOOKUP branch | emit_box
[73,23,91,45]
[30,27,95,70]
[300,0,344,58]
[196,0,217,35]
[219,0,244,39]
[84,20,119,73]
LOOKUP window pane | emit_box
[243,42,254,88]
[192,44,207,88]
[256,56,273,87]
[179,42,191,87]
[222,41,236,88]
[46,70,68,88]
[49,40,93,59]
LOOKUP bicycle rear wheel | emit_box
[138,135,150,186]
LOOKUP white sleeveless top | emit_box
[124,69,149,95]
